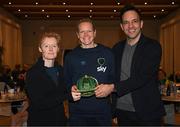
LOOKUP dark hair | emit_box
[159,69,167,77]
[120,4,142,23]
[76,18,96,32]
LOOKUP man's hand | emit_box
[95,84,114,98]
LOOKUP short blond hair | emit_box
[76,18,96,32]
[39,32,61,47]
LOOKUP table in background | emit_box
[162,94,180,125]
[162,94,180,102]
[0,92,26,116]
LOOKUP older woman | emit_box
[25,32,67,126]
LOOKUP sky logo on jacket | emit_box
[97,58,107,72]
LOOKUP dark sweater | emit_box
[64,44,115,116]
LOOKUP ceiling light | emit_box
[89,15,92,18]
[90,3,94,5]
[172,2,175,5]
[117,3,120,5]
[63,2,66,5]
[35,2,38,5]
[47,15,50,18]
[42,9,45,12]
[25,15,28,18]
[161,9,164,12]
[153,15,156,18]
[68,15,71,18]
[144,2,147,5]
[8,2,12,5]
[89,10,92,12]
[66,9,68,12]
[114,10,117,12]
[18,9,21,12]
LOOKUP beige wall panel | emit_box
[2,22,14,68]
[163,26,174,75]
[22,46,36,65]
[160,28,164,68]
[142,20,160,41]
[1,22,22,69]
[95,27,123,48]
[174,21,180,72]
[160,9,180,76]
[0,20,2,46]
[48,27,78,49]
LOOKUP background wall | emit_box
[20,19,160,65]
[0,8,22,69]
[160,8,180,76]
[1,6,179,74]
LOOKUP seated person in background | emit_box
[11,64,24,114]
[158,69,167,85]
[168,73,175,82]
[18,64,30,92]
[175,71,180,83]
[11,64,21,83]
[11,100,29,126]
[0,65,13,88]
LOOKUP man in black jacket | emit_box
[112,4,165,126]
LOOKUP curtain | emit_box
[160,24,174,75]
[160,16,180,75]
[0,18,22,69]
[0,20,2,46]
[174,20,180,72]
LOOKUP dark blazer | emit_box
[112,34,165,120]
[25,57,67,126]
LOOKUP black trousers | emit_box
[116,109,162,126]
[68,114,112,126]
[27,105,67,126]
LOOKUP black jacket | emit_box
[25,57,67,126]
[112,34,165,120]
